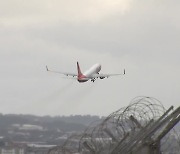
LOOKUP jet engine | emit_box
[100,77,105,79]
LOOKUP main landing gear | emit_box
[91,78,96,82]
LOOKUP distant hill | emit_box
[0,113,102,143]
[0,113,102,131]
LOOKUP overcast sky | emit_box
[0,0,180,116]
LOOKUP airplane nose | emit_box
[97,64,101,72]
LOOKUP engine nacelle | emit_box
[100,77,105,79]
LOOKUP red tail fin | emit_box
[77,62,83,77]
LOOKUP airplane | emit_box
[46,62,125,83]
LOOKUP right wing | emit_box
[46,66,77,77]
[91,69,125,78]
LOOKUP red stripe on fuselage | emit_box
[77,74,88,82]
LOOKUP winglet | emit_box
[77,62,83,77]
[124,69,125,75]
[46,66,49,71]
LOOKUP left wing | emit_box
[46,66,77,77]
[92,69,125,78]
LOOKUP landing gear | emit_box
[91,78,95,82]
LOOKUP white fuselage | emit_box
[84,63,101,77]
[78,63,101,82]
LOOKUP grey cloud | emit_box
[0,0,180,115]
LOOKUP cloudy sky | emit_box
[0,0,180,116]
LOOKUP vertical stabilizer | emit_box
[77,62,83,77]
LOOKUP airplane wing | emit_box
[46,66,77,77]
[92,69,125,78]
